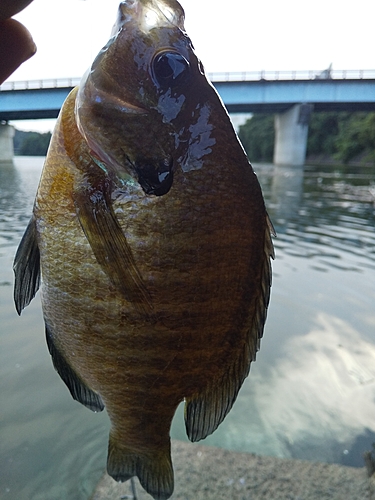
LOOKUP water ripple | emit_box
[257,163,375,273]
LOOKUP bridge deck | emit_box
[1,70,375,120]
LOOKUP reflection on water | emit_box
[1,158,375,499]
[0,158,110,500]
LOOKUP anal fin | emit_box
[45,324,104,412]
[107,434,174,500]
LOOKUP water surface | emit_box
[1,157,374,499]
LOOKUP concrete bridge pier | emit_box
[0,123,15,162]
[273,104,313,166]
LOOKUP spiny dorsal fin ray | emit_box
[45,324,104,412]
[13,216,41,315]
[185,219,275,441]
[107,435,174,500]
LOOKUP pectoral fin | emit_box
[73,179,152,313]
[61,89,151,313]
[13,216,41,315]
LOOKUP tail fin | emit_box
[107,435,174,500]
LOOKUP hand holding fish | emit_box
[0,0,36,84]
[14,1,274,499]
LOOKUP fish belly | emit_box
[38,126,265,416]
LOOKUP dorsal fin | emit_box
[185,217,275,441]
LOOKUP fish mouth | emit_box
[133,157,174,196]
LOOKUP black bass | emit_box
[13,1,274,499]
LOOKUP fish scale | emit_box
[13,1,274,499]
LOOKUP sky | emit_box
[5,0,375,131]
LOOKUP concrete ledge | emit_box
[90,440,373,500]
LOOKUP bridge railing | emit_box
[1,70,375,91]
[208,69,375,82]
[0,77,82,91]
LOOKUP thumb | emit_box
[0,18,36,84]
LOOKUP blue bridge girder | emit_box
[216,79,375,113]
[1,70,375,121]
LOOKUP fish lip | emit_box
[89,86,148,116]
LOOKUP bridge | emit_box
[1,69,375,165]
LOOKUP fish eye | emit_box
[152,51,190,91]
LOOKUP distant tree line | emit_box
[14,129,52,156]
[238,112,375,164]
[13,112,375,163]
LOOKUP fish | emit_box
[13,1,274,499]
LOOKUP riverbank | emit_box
[305,153,375,167]
[90,440,373,500]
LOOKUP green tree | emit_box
[306,112,340,156]
[13,129,29,154]
[239,111,375,165]
[238,114,274,162]
[334,112,375,163]
[359,113,375,162]
[18,131,51,156]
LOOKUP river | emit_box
[1,156,375,499]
